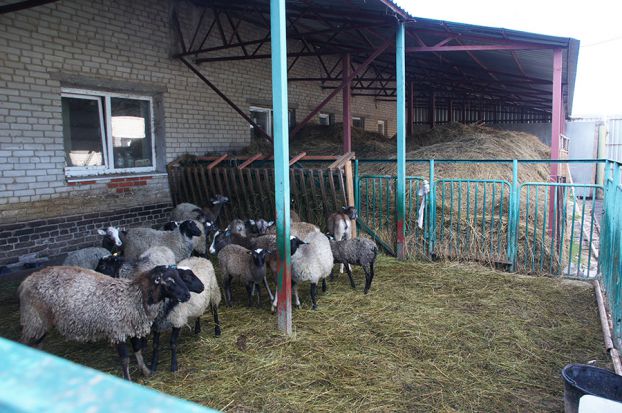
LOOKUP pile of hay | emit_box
[0,257,608,412]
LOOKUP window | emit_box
[62,89,155,177]
[377,120,386,136]
[249,106,295,139]
[352,116,365,129]
[319,113,334,126]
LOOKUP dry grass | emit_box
[0,256,608,412]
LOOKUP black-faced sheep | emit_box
[18,265,192,381]
[150,257,222,373]
[246,219,274,236]
[218,245,270,307]
[95,246,177,279]
[271,231,333,310]
[171,195,229,225]
[327,206,358,273]
[122,220,202,262]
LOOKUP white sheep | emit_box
[122,220,202,262]
[267,221,320,239]
[150,257,222,372]
[18,265,192,381]
[271,231,333,310]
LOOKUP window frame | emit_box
[377,119,386,136]
[62,88,156,177]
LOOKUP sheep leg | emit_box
[25,333,47,349]
[329,266,336,281]
[194,317,201,335]
[224,277,233,307]
[170,327,181,372]
[212,304,221,337]
[310,283,318,310]
[150,331,161,373]
[271,291,278,313]
[246,283,253,307]
[345,264,356,289]
[340,263,345,274]
[130,337,150,377]
[364,261,375,294]
[292,282,301,308]
[255,283,262,307]
[263,276,274,302]
[116,341,131,381]
[321,278,327,292]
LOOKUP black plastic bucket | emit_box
[562,364,622,413]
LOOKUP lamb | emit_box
[267,221,320,239]
[327,206,358,273]
[272,231,333,310]
[218,245,271,307]
[150,256,222,373]
[122,220,202,262]
[95,246,177,279]
[98,226,124,255]
[62,247,111,270]
[18,265,192,381]
[326,235,378,294]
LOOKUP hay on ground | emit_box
[0,257,608,412]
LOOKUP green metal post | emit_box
[270,0,291,335]
[508,160,519,271]
[428,160,436,256]
[396,21,406,259]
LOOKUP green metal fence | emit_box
[600,160,622,347]
[355,159,606,274]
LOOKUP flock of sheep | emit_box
[17,195,378,381]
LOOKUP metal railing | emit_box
[355,159,607,273]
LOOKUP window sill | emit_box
[66,172,167,184]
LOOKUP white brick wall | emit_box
[0,0,397,223]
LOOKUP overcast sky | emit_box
[395,0,622,117]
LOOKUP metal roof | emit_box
[180,0,580,116]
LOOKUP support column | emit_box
[408,80,414,136]
[548,48,563,234]
[343,54,352,154]
[396,21,406,260]
[270,0,292,335]
[430,91,436,128]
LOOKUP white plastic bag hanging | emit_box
[417,180,430,229]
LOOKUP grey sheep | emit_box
[272,231,333,310]
[18,265,192,381]
[95,246,176,279]
[62,247,111,270]
[327,236,378,294]
[122,220,202,262]
[161,219,213,257]
[218,244,270,307]
[246,219,274,235]
[150,256,222,372]
[171,195,229,225]
[228,218,247,237]
[327,206,358,274]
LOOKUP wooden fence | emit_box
[166,155,354,231]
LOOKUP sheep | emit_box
[18,265,192,381]
[98,226,124,255]
[62,247,111,270]
[95,246,176,279]
[251,234,307,275]
[327,206,358,273]
[208,228,253,256]
[272,231,333,311]
[228,218,247,237]
[161,221,180,231]
[217,245,270,307]
[326,235,378,294]
[171,195,229,225]
[122,220,202,262]
[162,218,214,257]
[246,219,274,236]
[267,221,320,239]
[150,257,222,373]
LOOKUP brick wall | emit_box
[0,0,398,264]
[0,203,171,266]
